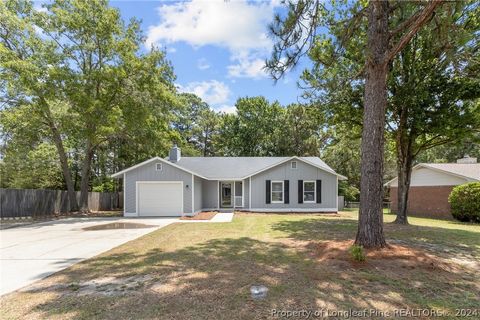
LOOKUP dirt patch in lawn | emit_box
[307,240,458,273]
[180,211,217,220]
[21,274,155,297]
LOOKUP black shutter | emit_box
[316,180,322,203]
[284,180,289,204]
[298,180,303,204]
[266,180,271,204]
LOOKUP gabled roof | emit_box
[423,163,480,180]
[112,156,347,180]
[110,157,208,179]
[384,163,480,186]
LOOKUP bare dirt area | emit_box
[307,240,458,272]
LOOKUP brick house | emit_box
[385,156,480,219]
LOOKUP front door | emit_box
[220,182,233,208]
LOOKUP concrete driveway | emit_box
[0,217,177,296]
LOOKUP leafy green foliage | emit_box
[91,180,115,193]
[216,97,283,156]
[215,97,328,157]
[338,181,360,202]
[277,104,326,156]
[1,0,179,200]
[416,134,480,164]
[0,142,65,189]
[449,183,480,223]
[349,244,366,262]
[173,93,220,156]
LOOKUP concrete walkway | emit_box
[210,212,234,222]
[0,217,177,296]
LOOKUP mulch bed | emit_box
[180,211,217,220]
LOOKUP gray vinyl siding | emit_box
[234,181,243,207]
[250,159,337,210]
[124,161,192,214]
[194,176,202,212]
[244,178,250,209]
[202,180,218,209]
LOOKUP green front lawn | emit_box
[1,212,479,319]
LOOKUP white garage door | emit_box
[137,182,183,216]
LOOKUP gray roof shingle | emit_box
[174,156,338,179]
[111,156,345,180]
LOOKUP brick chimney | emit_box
[457,155,477,164]
[169,144,181,163]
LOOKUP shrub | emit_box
[349,244,366,262]
[92,180,115,192]
[448,182,480,223]
[339,181,360,202]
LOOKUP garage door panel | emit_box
[138,182,183,216]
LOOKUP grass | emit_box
[1,211,479,320]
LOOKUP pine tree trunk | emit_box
[355,1,389,248]
[78,142,94,213]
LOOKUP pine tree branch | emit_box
[384,0,444,65]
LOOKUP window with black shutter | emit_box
[284,180,289,204]
[266,180,271,204]
[316,180,322,203]
[298,180,303,204]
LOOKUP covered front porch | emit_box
[218,180,246,210]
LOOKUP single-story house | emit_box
[385,156,480,219]
[112,145,347,217]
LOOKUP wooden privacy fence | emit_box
[0,188,123,219]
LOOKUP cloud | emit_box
[167,47,177,54]
[146,0,273,51]
[179,80,231,106]
[227,52,268,79]
[216,105,237,114]
[146,0,277,79]
[197,58,210,70]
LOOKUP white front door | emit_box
[137,182,183,216]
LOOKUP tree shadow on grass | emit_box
[272,217,480,260]
[270,218,480,308]
[271,218,358,242]
[1,215,479,319]
[3,234,470,320]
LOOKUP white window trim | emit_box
[271,180,284,204]
[291,161,297,169]
[249,177,251,209]
[303,180,316,203]
[155,163,163,171]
